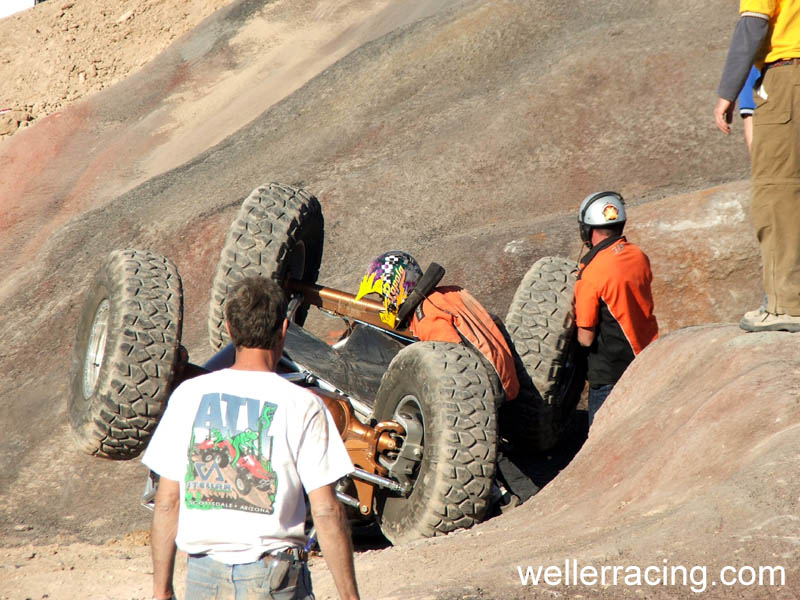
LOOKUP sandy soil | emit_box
[0,0,231,138]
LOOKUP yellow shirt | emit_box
[740,0,800,66]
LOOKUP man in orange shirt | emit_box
[573,192,658,426]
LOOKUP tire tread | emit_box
[374,342,497,544]
[68,249,182,459]
[207,183,323,350]
[503,256,581,451]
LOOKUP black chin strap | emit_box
[575,239,587,266]
[576,235,625,280]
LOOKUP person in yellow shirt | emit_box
[714,1,800,332]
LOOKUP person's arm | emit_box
[577,325,595,347]
[738,65,759,150]
[743,114,754,151]
[151,477,180,600]
[308,484,360,600]
[574,275,597,349]
[714,14,769,134]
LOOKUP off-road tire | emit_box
[501,256,584,452]
[69,249,183,459]
[373,342,497,545]
[208,183,323,350]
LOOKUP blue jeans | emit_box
[185,554,314,600]
[588,384,614,427]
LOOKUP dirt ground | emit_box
[0,0,232,138]
[1,0,797,599]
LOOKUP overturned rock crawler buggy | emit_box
[68,183,584,544]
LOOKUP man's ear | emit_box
[225,320,231,337]
[272,318,290,358]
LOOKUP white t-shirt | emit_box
[142,368,353,564]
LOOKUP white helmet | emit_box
[578,191,626,247]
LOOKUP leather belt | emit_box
[189,546,308,565]
[261,547,308,565]
[765,57,800,70]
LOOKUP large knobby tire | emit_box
[373,342,497,545]
[501,256,585,452]
[68,249,183,459]
[207,183,323,350]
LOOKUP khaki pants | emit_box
[751,62,800,315]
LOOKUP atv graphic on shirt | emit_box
[185,394,278,514]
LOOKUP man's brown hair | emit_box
[225,276,288,349]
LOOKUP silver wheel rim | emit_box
[83,299,110,399]
[388,394,425,485]
[395,395,423,432]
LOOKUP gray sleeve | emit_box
[717,15,770,101]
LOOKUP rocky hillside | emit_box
[0,0,230,138]
[3,0,795,598]
[0,0,759,540]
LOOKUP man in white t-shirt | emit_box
[144,276,360,600]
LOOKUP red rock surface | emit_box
[630,181,763,334]
[1,0,797,598]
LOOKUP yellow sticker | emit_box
[355,272,383,302]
